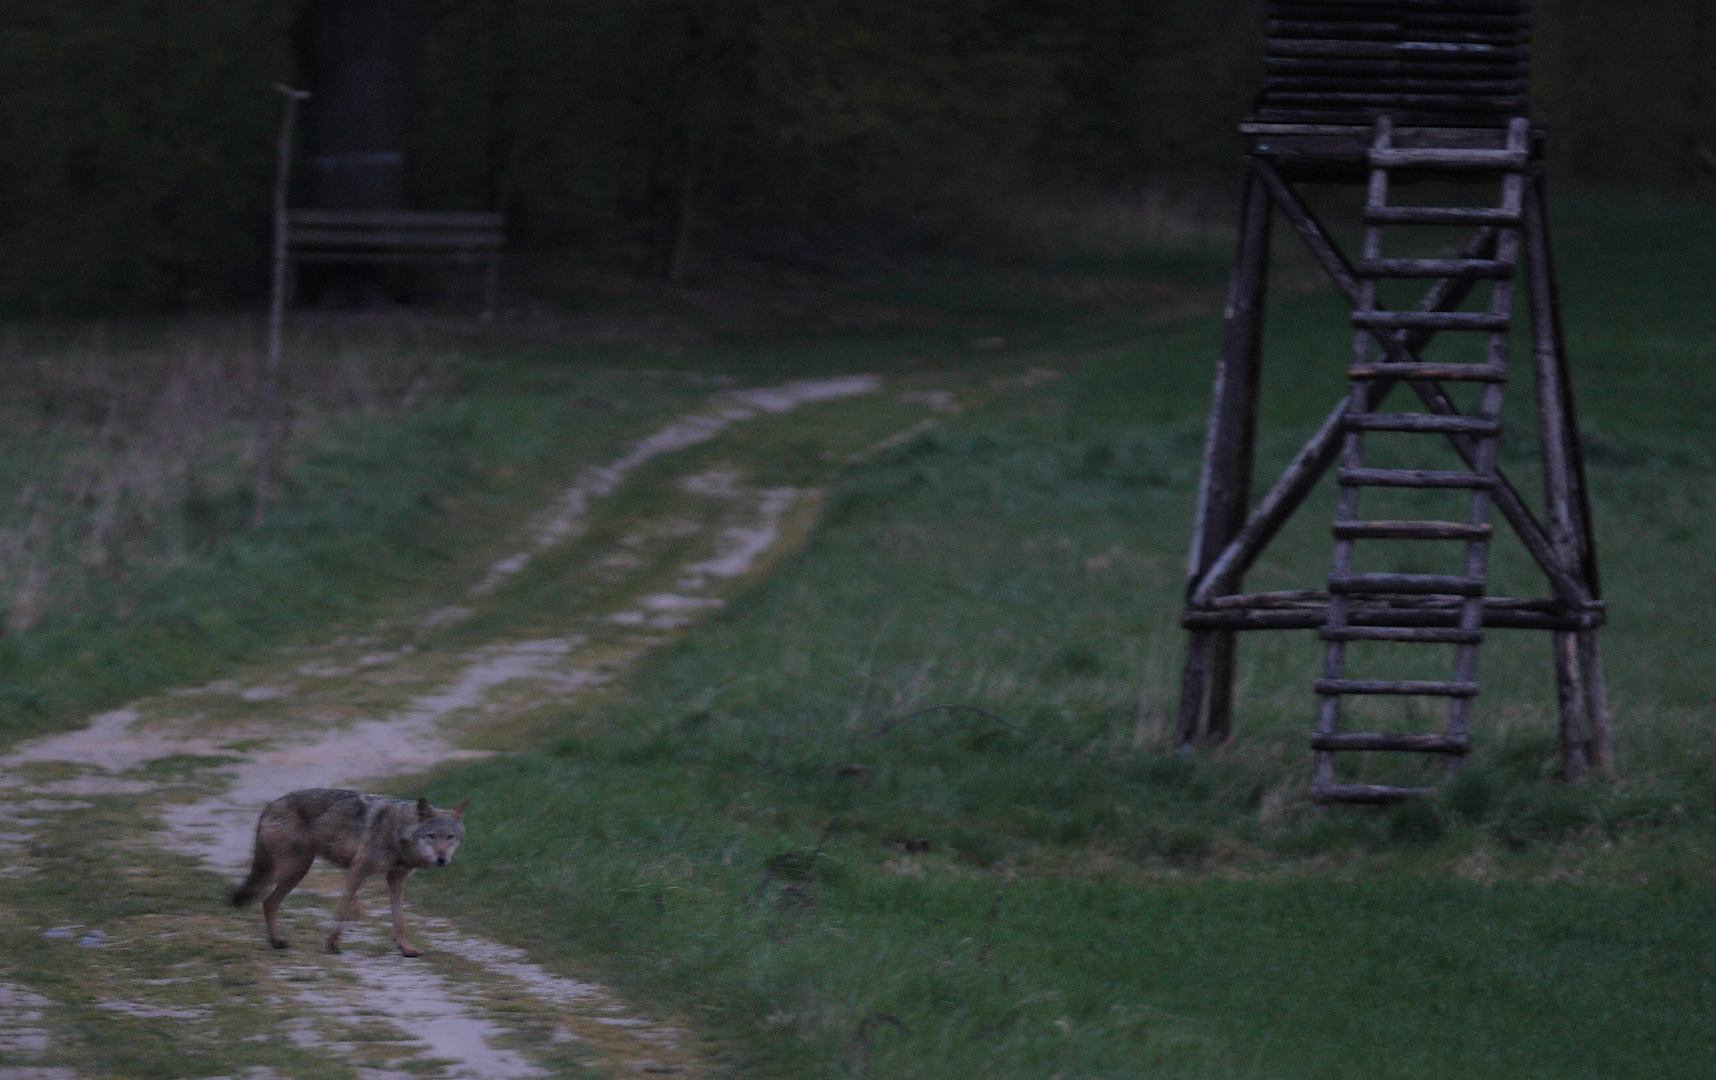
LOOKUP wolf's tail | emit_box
[230,834,274,907]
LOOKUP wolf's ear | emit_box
[451,798,470,819]
[416,797,433,820]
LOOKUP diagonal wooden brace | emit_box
[1187,160,1588,607]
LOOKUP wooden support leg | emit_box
[1177,165,1271,743]
[1205,633,1238,743]
[1577,631,1614,774]
[1176,632,1213,747]
[1553,631,1589,781]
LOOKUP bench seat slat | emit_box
[290,228,504,249]
[288,209,503,229]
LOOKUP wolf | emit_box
[230,788,469,957]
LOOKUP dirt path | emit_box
[0,373,944,1080]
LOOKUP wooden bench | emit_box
[286,209,505,320]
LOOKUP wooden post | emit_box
[1578,631,1614,772]
[1553,631,1589,780]
[255,84,310,530]
[1175,632,1214,746]
[1529,171,1614,773]
[1178,166,1271,744]
[1524,172,1609,775]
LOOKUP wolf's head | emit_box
[410,797,469,867]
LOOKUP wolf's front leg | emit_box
[327,863,371,954]
[387,866,419,957]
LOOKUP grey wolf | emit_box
[230,787,468,957]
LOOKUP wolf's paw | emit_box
[398,946,422,958]
[269,937,289,950]
[325,939,342,955]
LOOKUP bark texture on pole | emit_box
[1177,169,1271,745]
[255,84,311,530]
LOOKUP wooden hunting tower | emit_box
[1176,0,1612,802]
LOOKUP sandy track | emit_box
[0,376,886,1079]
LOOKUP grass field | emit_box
[399,191,1716,1078]
[3,189,1714,1077]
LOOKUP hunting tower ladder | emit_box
[1176,0,1611,802]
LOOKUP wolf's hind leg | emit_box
[326,863,371,954]
[261,851,314,950]
[386,866,419,957]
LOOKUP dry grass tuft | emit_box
[0,321,454,632]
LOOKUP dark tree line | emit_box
[0,0,1711,313]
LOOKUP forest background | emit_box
[2,0,1713,315]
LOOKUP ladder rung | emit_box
[1344,413,1500,435]
[1320,626,1485,644]
[1363,206,1523,226]
[1309,783,1434,805]
[1338,467,1496,489]
[1315,678,1481,697]
[1352,311,1510,332]
[1329,573,1486,596]
[1369,147,1529,170]
[1349,363,1507,383]
[1355,258,1515,279]
[1333,520,1493,541]
[1311,732,1472,754]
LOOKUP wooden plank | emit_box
[1338,467,1494,488]
[1349,362,1506,381]
[1208,588,1327,609]
[1311,732,1472,753]
[1319,626,1484,643]
[1351,310,1509,330]
[1268,20,1404,39]
[1329,572,1485,596]
[1315,678,1480,696]
[1309,783,1431,804]
[1344,412,1499,434]
[1370,146,1528,168]
[1265,58,1531,79]
[1354,258,1514,278]
[1270,93,1527,110]
[1269,39,1528,60]
[293,252,495,266]
[289,209,504,228]
[1257,109,1526,129]
[290,229,505,248]
[1265,76,1530,94]
[1182,606,1602,633]
[1364,205,1520,225]
[1333,519,1491,540]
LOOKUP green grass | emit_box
[0,326,728,745]
[407,190,1716,1077]
[0,254,1235,750]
